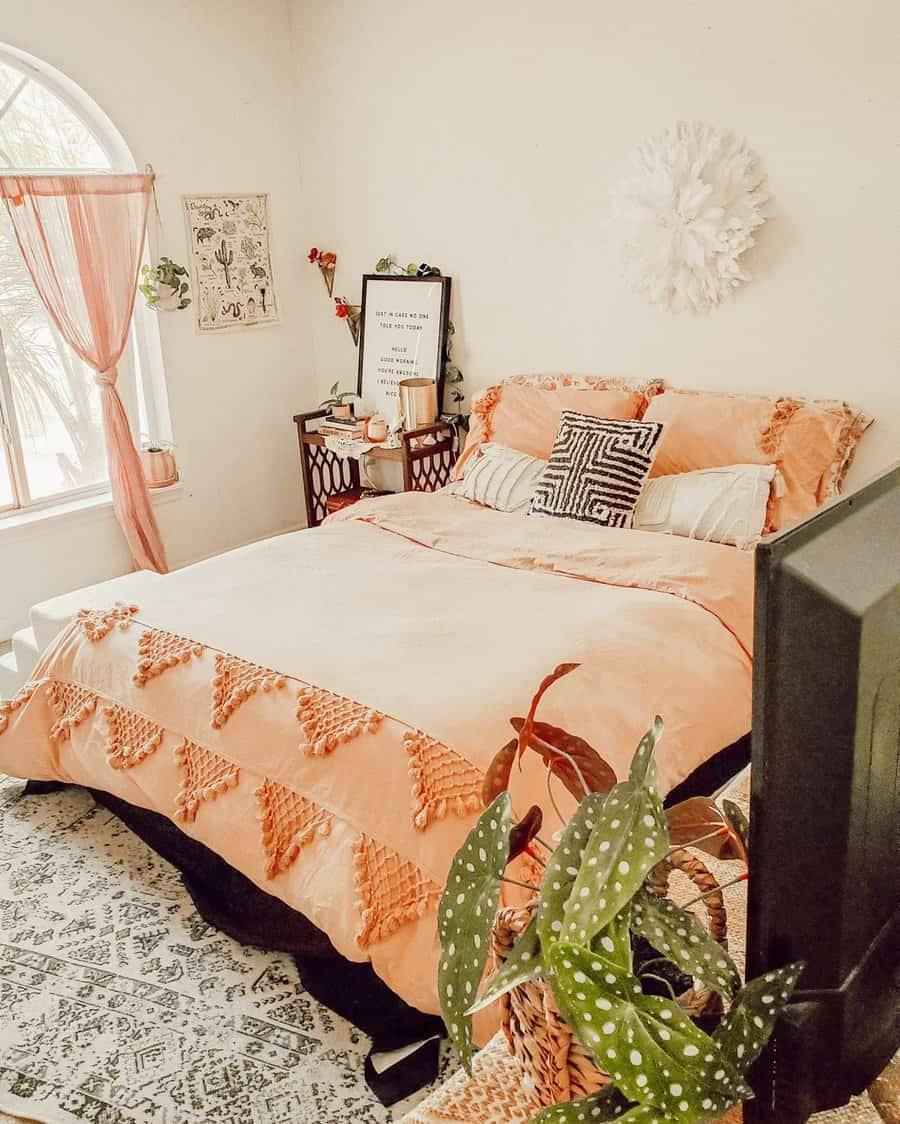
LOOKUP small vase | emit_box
[141,448,178,488]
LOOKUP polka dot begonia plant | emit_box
[436,663,804,1121]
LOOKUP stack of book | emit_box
[318,415,366,440]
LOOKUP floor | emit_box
[0,1092,888,1123]
[0,753,891,1124]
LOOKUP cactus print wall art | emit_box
[182,194,279,332]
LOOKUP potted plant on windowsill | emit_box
[141,440,178,489]
[438,663,803,1123]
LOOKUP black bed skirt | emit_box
[19,733,750,1106]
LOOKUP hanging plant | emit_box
[139,257,191,311]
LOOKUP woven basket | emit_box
[491,848,728,1107]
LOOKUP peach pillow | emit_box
[452,374,662,481]
[643,389,872,531]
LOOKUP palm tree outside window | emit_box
[0,45,170,515]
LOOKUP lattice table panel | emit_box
[408,445,453,492]
[303,441,357,526]
[406,421,461,494]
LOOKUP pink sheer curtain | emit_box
[0,173,167,572]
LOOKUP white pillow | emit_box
[454,442,547,512]
[633,463,777,549]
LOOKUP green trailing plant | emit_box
[438,663,802,1123]
[319,381,357,411]
[139,257,191,310]
[442,319,466,428]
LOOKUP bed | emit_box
[0,374,882,1115]
[0,486,755,1018]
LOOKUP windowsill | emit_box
[0,480,183,542]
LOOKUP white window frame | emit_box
[0,42,171,521]
[0,332,28,512]
[0,328,114,514]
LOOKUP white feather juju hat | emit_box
[612,121,770,315]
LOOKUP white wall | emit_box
[0,0,312,640]
[2,0,898,640]
[292,0,899,486]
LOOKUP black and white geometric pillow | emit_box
[530,411,664,528]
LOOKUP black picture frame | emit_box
[356,274,452,420]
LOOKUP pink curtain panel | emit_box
[0,173,167,573]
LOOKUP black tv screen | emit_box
[746,462,900,1121]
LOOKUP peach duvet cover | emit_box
[0,490,753,1016]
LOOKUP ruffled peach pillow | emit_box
[642,389,872,532]
[452,374,663,482]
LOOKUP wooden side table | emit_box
[293,410,458,528]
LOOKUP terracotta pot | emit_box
[141,448,178,488]
[332,403,352,419]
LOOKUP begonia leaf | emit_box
[549,942,750,1119]
[467,911,543,1015]
[516,663,581,762]
[536,792,607,948]
[438,791,511,1072]
[714,961,805,1075]
[561,778,667,945]
[630,888,740,999]
[482,737,518,805]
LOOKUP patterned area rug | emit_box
[0,775,444,1123]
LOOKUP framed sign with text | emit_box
[357,274,451,421]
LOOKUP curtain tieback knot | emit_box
[95,366,117,387]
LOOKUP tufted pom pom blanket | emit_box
[0,489,753,1016]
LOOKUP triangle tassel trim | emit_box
[174,739,240,823]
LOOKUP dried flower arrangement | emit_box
[308,246,337,296]
[333,295,361,345]
[438,663,802,1123]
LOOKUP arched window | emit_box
[0,45,170,515]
